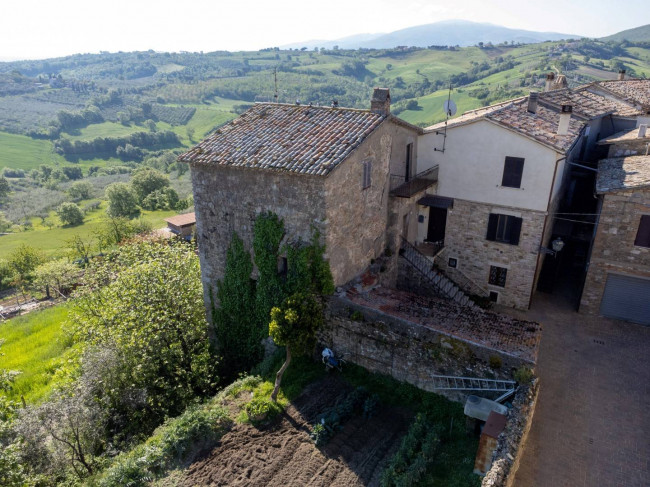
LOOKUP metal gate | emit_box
[600,273,650,325]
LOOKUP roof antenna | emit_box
[434,81,456,153]
[273,67,278,103]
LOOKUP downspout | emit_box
[528,153,566,309]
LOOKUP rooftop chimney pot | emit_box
[527,92,539,113]
[618,69,626,81]
[544,72,555,92]
[638,124,647,138]
[371,88,391,116]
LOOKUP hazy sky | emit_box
[1,0,647,61]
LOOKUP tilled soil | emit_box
[179,376,410,487]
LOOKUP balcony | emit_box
[390,165,439,198]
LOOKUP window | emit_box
[405,143,413,182]
[489,266,508,287]
[448,257,458,268]
[486,214,522,245]
[634,215,650,248]
[362,160,371,189]
[501,156,525,188]
[489,291,499,303]
[277,257,288,277]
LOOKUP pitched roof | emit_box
[165,212,196,227]
[596,80,650,110]
[597,127,650,145]
[178,103,386,176]
[597,155,650,193]
[540,87,641,119]
[426,98,583,153]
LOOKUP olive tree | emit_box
[105,183,138,217]
[57,202,84,226]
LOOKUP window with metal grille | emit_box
[501,157,525,188]
[489,266,507,287]
[362,160,371,189]
[486,214,522,245]
[634,215,650,248]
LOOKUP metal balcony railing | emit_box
[390,165,439,198]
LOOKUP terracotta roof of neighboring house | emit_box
[597,155,650,193]
[426,98,584,152]
[165,212,196,227]
[597,127,650,145]
[540,87,641,119]
[596,80,650,110]
[178,103,387,176]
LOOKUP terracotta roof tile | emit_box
[597,155,650,193]
[165,212,196,227]
[178,103,385,176]
[426,97,583,152]
[540,87,641,118]
[597,80,650,110]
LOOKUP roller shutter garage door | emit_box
[600,273,650,325]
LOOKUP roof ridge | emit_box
[253,102,374,113]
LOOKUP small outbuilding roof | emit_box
[597,79,650,110]
[165,212,196,227]
[597,155,650,193]
[178,103,387,176]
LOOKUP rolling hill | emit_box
[284,20,581,49]
[601,24,650,43]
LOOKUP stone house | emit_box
[416,96,585,309]
[579,155,650,324]
[179,90,421,307]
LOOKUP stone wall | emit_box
[580,188,650,314]
[441,199,546,309]
[190,164,327,310]
[324,120,419,286]
[320,297,531,400]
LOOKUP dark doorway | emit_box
[405,143,413,182]
[427,207,447,243]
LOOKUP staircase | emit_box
[431,374,517,402]
[400,238,478,309]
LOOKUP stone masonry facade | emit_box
[439,199,546,309]
[579,188,650,314]
[190,117,419,310]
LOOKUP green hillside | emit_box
[602,24,650,42]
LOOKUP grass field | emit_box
[400,89,483,126]
[0,204,178,260]
[0,131,66,171]
[0,304,74,403]
[64,121,148,141]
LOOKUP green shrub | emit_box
[489,355,502,369]
[514,366,534,384]
[350,310,364,321]
[244,396,281,422]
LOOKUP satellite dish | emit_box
[443,99,457,117]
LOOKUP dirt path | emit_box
[178,376,410,487]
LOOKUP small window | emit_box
[489,291,499,303]
[486,214,522,245]
[362,160,372,189]
[501,157,525,188]
[634,215,650,248]
[489,266,508,287]
[448,257,458,268]
[277,257,288,277]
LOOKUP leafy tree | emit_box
[130,167,170,203]
[214,233,258,379]
[33,259,80,298]
[105,182,138,217]
[0,176,9,199]
[68,181,94,200]
[7,244,43,282]
[57,202,84,226]
[70,240,218,439]
[0,212,12,233]
[141,187,179,211]
[269,292,323,402]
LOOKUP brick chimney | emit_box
[527,92,539,113]
[371,88,391,116]
[557,105,573,136]
[544,72,555,92]
[618,69,626,81]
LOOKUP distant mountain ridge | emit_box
[283,20,582,49]
[601,24,650,42]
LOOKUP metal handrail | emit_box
[390,165,439,193]
[446,265,489,298]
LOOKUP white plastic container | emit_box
[464,395,508,421]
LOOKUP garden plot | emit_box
[177,376,411,487]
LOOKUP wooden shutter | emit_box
[502,157,525,188]
[486,214,498,241]
[634,215,650,248]
[508,217,523,245]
